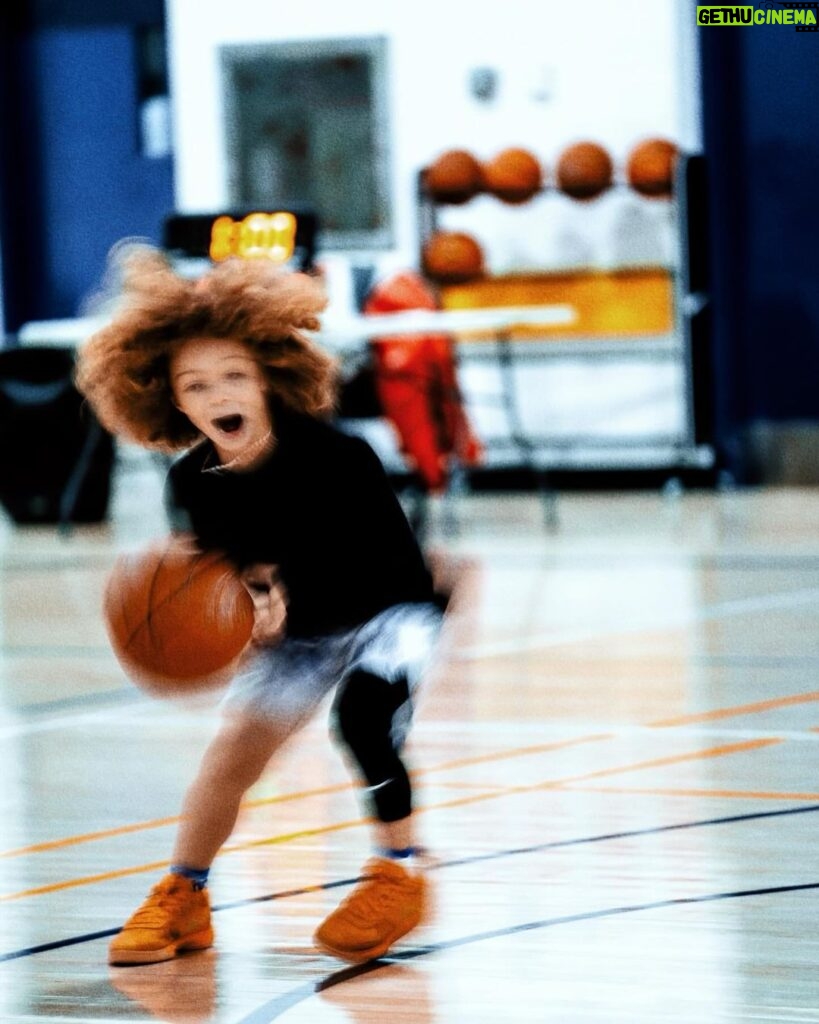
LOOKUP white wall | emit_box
[166,0,705,469]
[167,0,692,277]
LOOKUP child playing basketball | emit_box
[76,246,446,966]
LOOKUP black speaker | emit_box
[677,154,716,451]
[678,154,710,296]
[0,346,114,524]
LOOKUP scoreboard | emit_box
[163,207,318,271]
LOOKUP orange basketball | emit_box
[424,149,483,204]
[626,137,678,199]
[422,231,485,283]
[556,141,614,201]
[482,147,543,204]
[104,538,254,695]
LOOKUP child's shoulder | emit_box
[281,411,374,464]
[166,443,212,498]
[165,415,380,490]
[280,415,390,491]
[169,442,208,477]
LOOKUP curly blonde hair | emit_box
[75,245,338,451]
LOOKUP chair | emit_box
[0,345,114,527]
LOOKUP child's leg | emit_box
[110,637,341,966]
[332,668,416,842]
[314,668,425,962]
[172,711,289,869]
[109,712,291,966]
[373,815,415,855]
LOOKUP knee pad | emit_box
[333,669,413,823]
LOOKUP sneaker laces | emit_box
[336,865,410,925]
[126,879,193,929]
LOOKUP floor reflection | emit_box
[109,950,218,1024]
[318,963,434,1023]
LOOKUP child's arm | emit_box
[241,563,288,646]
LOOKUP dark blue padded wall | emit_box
[31,27,172,320]
[699,15,819,477]
[740,27,819,421]
[0,13,173,331]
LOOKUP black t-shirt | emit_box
[167,408,437,638]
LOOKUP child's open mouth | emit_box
[213,414,244,435]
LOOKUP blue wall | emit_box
[741,26,819,420]
[700,12,819,476]
[1,23,173,330]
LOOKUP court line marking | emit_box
[0,557,115,573]
[650,692,819,727]
[236,880,819,1023]
[431,782,819,803]
[2,802,818,964]
[4,581,819,738]
[5,675,815,861]
[457,584,819,660]
[562,785,819,801]
[1,645,113,657]
[693,654,819,666]
[0,734,610,860]
[0,700,158,739]
[3,688,136,719]
[414,739,781,820]
[0,736,780,902]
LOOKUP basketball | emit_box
[626,137,678,198]
[104,538,254,694]
[422,231,485,283]
[482,147,543,204]
[556,141,614,201]
[424,149,483,204]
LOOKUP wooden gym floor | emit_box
[2,462,819,1022]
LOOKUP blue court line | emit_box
[236,880,819,1024]
[2,802,819,965]
[8,688,140,717]
[2,556,115,573]
[691,654,819,667]
[713,557,819,572]
[1,644,112,658]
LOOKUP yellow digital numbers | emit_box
[209,211,297,263]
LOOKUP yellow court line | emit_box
[2,686,809,863]
[417,782,516,791]
[1,815,183,859]
[559,784,819,802]
[414,738,783,817]
[0,695,798,862]
[417,733,614,774]
[0,736,779,903]
[576,737,782,780]
[0,783,354,860]
[0,733,612,862]
[417,780,819,803]
[3,684,810,860]
[1,679,804,864]
[0,819,365,903]
[650,690,819,728]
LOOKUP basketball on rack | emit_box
[481,147,543,204]
[424,149,484,204]
[556,141,614,201]
[626,137,678,198]
[104,537,254,695]
[422,231,485,284]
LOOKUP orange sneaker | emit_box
[109,874,213,966]
[314,857,426,963]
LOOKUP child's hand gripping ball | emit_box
[104,536,254,695]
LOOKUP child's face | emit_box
[171,337,273,463]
